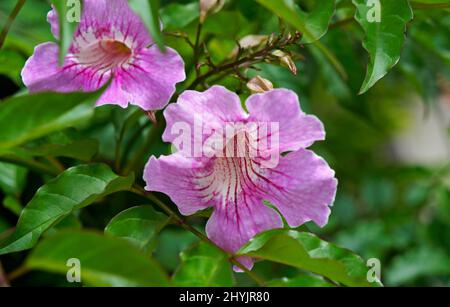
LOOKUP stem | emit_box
[7,265,30,282]
[0,0,26,49]
[193,23,203,77]
[0,261,10,287]
[187,31,304,90]
[122,116,161,175]
[0,155,60,176]
[410,2,450,9]
[130,185,266,286]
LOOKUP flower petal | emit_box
[96,46,185,110]
[144,154,213,215]
[162,85,248,154]
[246,89,325,152]
[47,7,59,39]
[262,149,337,227]
[77,0,152,49]
[206,194,282,270]
[21,42,85,93]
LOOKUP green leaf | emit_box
[255,0,347,79]
[51,0,82,65]
[0,162,27,195]
[0,91,99,150]
[268,274,334,287]
[160,2,199,30]
[238,229,380,287]
[0,49,25,84]
[20,138,99,161]
[105,206,169,252]
[0,164,134,255]
[26,230,169,286]
[129,0,166,51]
[173,242,234,287]
[293,0,336,44]
[352,0,413,94]
[3,195,23,216]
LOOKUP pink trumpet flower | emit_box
[144,86,337,270]
[22,0,185,111]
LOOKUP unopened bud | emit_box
[271,50,297,75]
[230,35,268,58]
[247,76,274,93]
[200,0,225,23]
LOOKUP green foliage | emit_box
[130,0,166,51]
[173,242,234,286]
[352,0,414,93]
[26,230,170,286]
[105,205,169,252]
[50,0,81,64]
[239,229,380,286]
[0,91,99,150]
[0,164,134,255]
[0,0,449,287]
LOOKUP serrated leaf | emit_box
[105,206,169,252]
[172,241,234,286]
[0,91,99,150]
[0,164,134,255]
[238,229,381,287]
[26,230,169,286]
[352,0,413,93]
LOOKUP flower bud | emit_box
[200,0,225,23]
[247,76,274,93]
[230,35,268,58]
[271,50,297,75]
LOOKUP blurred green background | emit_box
[0,0,449,286]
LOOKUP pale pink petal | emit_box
[206,194,282,269]
[21,43,85,93]
[47,7,59,39]
[76,0,152,49]
[144,154,213,215]
[162,85,248,154]
[96,46,185,110]
[262,149,337,227]
[246,89,325,152]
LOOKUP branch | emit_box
[187,32,302,90]
[0,0,26,49]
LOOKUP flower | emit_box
[143,85,337,270]
[21,0,185,111]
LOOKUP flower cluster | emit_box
[21,0,337,270]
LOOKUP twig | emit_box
[130,185,267,286]
[0,0,26,49]
[192,23,204,77]
[122,114,162,175]
[187,32,302,90]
